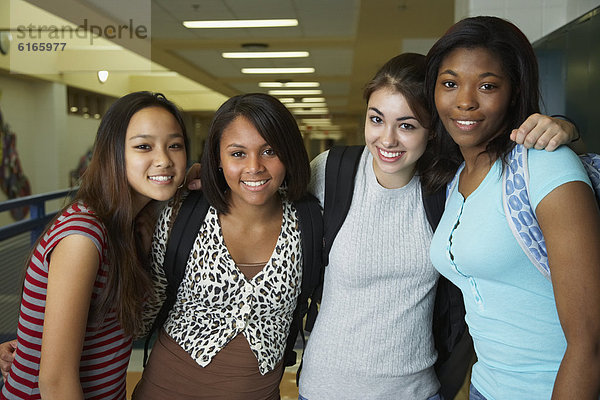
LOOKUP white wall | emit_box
[455,0,600,42]
[0,74,99,226]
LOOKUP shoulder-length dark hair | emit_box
[363,53,445,193]
[201,93,310,213]
[34,91,188,337]
[425,16,540,172]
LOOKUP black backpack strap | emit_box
[283,194,323,384]
[293,194,323,332]
[322,145,364,266]
[143,190,210,366]
[421,187,446,231]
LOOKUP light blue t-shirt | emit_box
[430,146,591,400]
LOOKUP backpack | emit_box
[143,190,323,369]
[322,145,473,400]
[502,143,600,280]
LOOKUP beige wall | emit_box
[0,74,99,226]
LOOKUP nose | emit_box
[381,125,398,148]
[154,149,173,168]
[245,154,265,174]
[456,86,478,111]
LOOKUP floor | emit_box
[125,349,470,400]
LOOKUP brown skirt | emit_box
[132,330,283,400]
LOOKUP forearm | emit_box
[552,343,600,399]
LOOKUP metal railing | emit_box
[0,188,76,343]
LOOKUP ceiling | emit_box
[13,0,455,141]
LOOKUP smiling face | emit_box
[364,87,429,189]
[434,47,513,158]
[219,115,286,209]
[124,106,187,213]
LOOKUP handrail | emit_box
[0,188,78,243]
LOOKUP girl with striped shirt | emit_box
[0,91,188,400]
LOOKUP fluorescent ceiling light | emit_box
[183,19,298,28]
[242,67,315,74]
[278,98,295,103]
[302,118,332,125]
[302,97,326,102]
[292,108,329,115]
[301,124,341,130]
[223,51,309,58]
[259,81,319,88]
[285,102,327,108]
[268,89,322,95]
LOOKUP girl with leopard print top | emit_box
[132,93,312,400]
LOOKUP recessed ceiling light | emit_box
[242,68,315,74]
[259,81,319,88]
[268,89,322,95]
[223,51,309,58]
[183,19,298,28]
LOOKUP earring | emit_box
[177,176,186,189]
[218,167,223,173]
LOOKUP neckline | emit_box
[454,158,502,202]
[213,201,287,283]
[365,150,419,194]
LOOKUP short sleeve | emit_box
[527,146,592,211]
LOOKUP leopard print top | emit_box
[142,197,303,375]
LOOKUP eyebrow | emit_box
[438,69,502,79]
[368,106,417,122]
[225,142,270,150]
[128,132,184,141]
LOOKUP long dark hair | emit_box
[363,53,448,193]
[425,16,540,172]
[32,91,188,336]
[201,93,310,213]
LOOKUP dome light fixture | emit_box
[97,70,109,83]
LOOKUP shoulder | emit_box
[48,203,107,252]
[526,146,591,209]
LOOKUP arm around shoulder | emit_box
[38,234,100,400]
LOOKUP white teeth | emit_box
[457,120,477,125]
[380,149,403,158]
[243,180,267,187]
[149,176,172,182]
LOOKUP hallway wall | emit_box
[0,74,99,226]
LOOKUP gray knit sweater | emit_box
[299,148,440,400]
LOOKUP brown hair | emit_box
[363,53,449,193]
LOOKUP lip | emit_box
[241,178,270,191]
[148,174,175,184]
[377,147,405,162]
[452,118,481,131]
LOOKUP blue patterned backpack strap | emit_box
[579,153,600,204]
[502,144,551,280]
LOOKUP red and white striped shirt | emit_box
[1,203,132,400]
